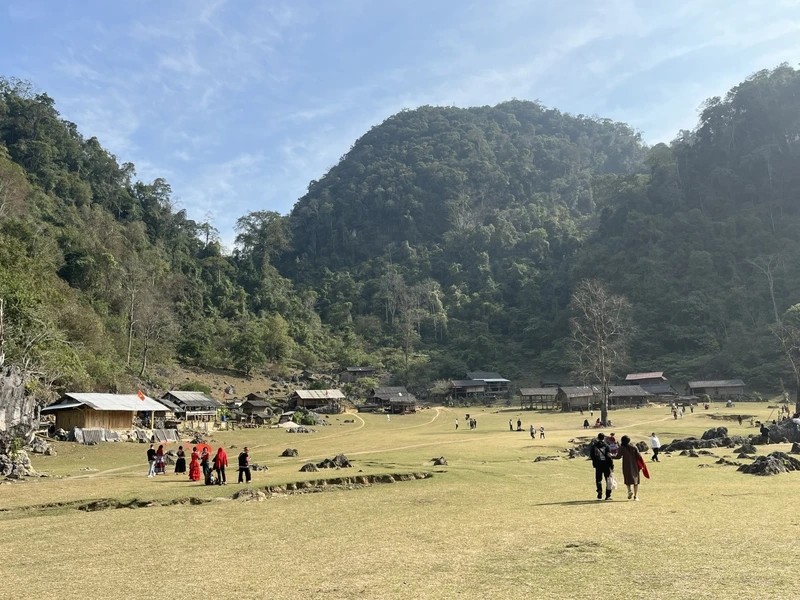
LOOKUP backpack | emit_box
[592,442,607,463]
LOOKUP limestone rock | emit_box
[232,488,267,502]
[431,456,448,466]
[300,462,319,472]
[738,452,800,476]
[281,448,298,457]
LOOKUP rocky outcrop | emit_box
[281,448,298,457]
[661,428,748,452]
[737,452,800,476]
[0,366,39,450]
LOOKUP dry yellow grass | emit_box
[1,401,797,599]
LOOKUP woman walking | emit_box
[615,435,643,500]
[188,446,201,481]
[174,445,186,474]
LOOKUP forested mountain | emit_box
[2,65,800,396]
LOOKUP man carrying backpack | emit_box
[589,432,613,501]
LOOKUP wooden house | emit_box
[160,391,220,422]
[450,379,485,401]
[686,380,746,399]
[466,371,511,398]
[625,372,677,396]
[555,386,598,412]
[519,387,561,410]
[241,397,273,421]
[369,386,417,414]
[290,389,345,413]
[41,393,170,430]
[608,385,651,407]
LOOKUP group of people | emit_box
[588,431,652,501]
[456,416,479,430]
[505,418,545,438]
[147,444,252,484]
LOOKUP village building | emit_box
[466,371,511,398]
[41,393,170,430]
[290,389,345,413]
[160,391,221,422]
[338,366,377,383]
[608,385,651,407]
[555,386,599,412]
[519,387,562,410]
[449,379,486,401]
[240,396,273,424]
[625,372,678,396]
[368,386,417,414]
[686,380,746,399]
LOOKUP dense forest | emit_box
[2,64,800,398]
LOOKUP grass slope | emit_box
[1,402,797,599]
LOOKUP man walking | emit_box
[238,446,252,484]
[589,433,613,500]
[146,444,156,477]
[650,432,661,462]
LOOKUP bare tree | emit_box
[569,280,633,425]
[771,303,800,414]
[747,254,782,325]
[134,295,177,377]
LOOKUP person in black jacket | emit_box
[238,446,252,484]
[146,444,156,478]
[589,433,613,500]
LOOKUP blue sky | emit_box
[2,0,800,247]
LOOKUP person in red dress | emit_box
[213,447,228,485]
[188,447,202,481]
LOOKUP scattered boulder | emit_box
[0,450,37,478]
[679,449,700,457]
[635,441,649,453]
[251,464,268,472]
[533,456,560,462]
[737,453,754,459]
[232,488,267,502]
[300,463,319,472]
[738,452,800,476]
[28,437,51,454]
[790,443,800,455]
[697,450,714,456]
[701,427,728,440]
[715,457,741,466]
[431,456,448,466]
[281,448,298,457]
[734,443,757,455]
[54,428,68,441]
[762,420,800,444]
[44,447,57,456]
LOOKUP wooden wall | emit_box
[55,409,134,430]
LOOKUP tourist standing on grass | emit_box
[615,435,643,500]
[516,418,522,431]
[146,444,156,477]
[650,433,661,462]
[509,419,513,431]
[174,445,186,475]
[530,425,536,439]
[214,447,228,485]
[455,418,459,430]
[539,426,545,439]
[583,419,590,429]
[189,447,201,481]
[155,444,166,475]
[238,446,252,484]
[589,433,613,500]
[200,447,211,479]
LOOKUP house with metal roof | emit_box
[555,386,599,412]
[369,386,417,414]
[465,371,511,397]
[686,380,746,399]
[160,391,221,422]
[450,379,486,401]
[290,389,345,413]
[625,372,667,384]
[519,387,563,410]
[41,393,170,430]
[608,385,652,407]
[339,366,377,382]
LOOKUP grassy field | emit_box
[1,401,798,599]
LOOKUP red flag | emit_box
[137,389,146,402]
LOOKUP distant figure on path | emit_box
[455,418,459,430]
[174,445,186,474]
[516,418,522,431]
[539,426,545,439]
[589,433,613,501]
[615,435,642,500]
[238,447,251,484]
[760,423,770,444]
[155,444,166,475]
[583,419,590,429]
[146,444,156,478]
[530,425,536,439]
[387,414,391,422]
[509,419,513,431]
[213,447,228,485]
[189,447,201,481]
[649,433,661,462]
[737,415,743,426]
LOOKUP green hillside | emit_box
[2,66,800,395]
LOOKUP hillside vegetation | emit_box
[1,65,800,395]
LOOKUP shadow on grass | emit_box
[532,499,617,507]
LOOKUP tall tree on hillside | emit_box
[771,304,800,414]
[569,280,632,425]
